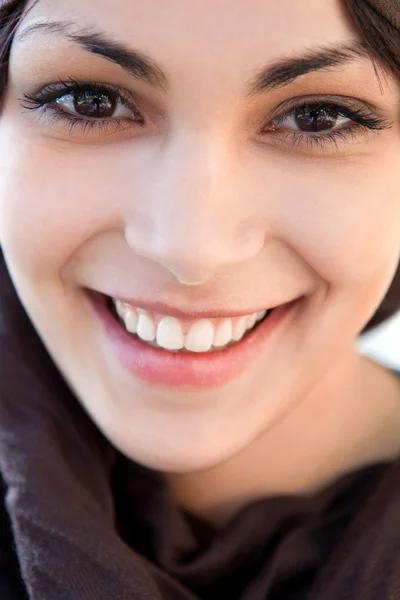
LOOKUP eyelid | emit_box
[18,78,164,142]
[34,78,143,112]
[255,94,392,155]
[265,94,382,122]
[259,94,391,139]
[31,77,168,125]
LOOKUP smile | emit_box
[110,298,269,353]
[87,291,304,388]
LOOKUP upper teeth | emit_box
[113,299,268,353]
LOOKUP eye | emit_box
[277,104,350,133]
[55,88,134,120]
[20,79,146,140]
[259,97,392,154]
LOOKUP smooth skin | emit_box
[0,0,400,526]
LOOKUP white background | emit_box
[357,311,400,371]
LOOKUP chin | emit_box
[102,419,246,474]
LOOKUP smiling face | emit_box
[0,0,399,473]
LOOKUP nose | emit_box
[124,132,265,285]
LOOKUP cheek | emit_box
[272,160,400,286]
[0,130,127,278]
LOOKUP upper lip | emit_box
[102,294,302,319]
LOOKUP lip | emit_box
[87,292,303,389]
[107,297,280,320]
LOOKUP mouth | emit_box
[106,296,271,354]
[88,292,303,388]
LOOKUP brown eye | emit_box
[72,90,116,118]
[275,104,349,133]
[294,106,342,132]
[55,89,134,120]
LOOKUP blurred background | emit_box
[357,311,400,371]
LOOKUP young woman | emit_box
[0,0,399,598]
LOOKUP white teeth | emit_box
[185,319,214,352]
[247,313,257,330]
[156,317,184,350]
[112,298,269,352]
[124,308,138,333]
[213,319,233,348]
[115,300,128,320]
[136,312,156,342]
[232,316,249,342]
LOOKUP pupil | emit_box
[295,106,337,132]
[74,91,115,118]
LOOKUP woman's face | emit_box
[0,0,399,472]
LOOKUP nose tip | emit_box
[126,230,220,285]
[125,217,266,287]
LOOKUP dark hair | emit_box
[0,0,399,333]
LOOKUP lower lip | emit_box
[88,293,301,389]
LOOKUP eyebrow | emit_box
[16,20,369,95]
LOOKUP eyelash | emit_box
[20,77,144,138]
[19,77,392,150]
[265,101,391,151]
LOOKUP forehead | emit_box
[21,0,357,79]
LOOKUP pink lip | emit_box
[88,292,302,389]
[107,297,278,320]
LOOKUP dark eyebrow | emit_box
[16,20,369,95]
[247,42,370,96]
[16,20,169,91]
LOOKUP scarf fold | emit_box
[0,252,400,600]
